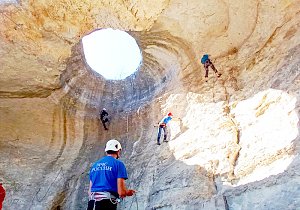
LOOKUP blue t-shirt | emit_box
[201,54,209,64]
[160,116,172,124]
[89,156,128,193]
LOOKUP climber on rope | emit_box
[100,108,109,131]
[201,54,222,82]
[87,139,135,210]
[157,112,173,145]
[0,182,5,210]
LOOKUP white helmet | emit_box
[103,108,106,111]
[105,139,122,152]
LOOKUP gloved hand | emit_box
[126,189,136,196]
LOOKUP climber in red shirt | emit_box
[0,183,5,210]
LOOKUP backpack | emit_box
[201,54,209,64]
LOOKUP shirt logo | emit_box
[91,162,112,172]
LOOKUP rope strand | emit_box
[28,167,64,210]
[128,127,159,210]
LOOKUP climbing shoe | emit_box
[157,142,161,145]
[217,73,222,77]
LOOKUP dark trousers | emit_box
[157,125,167,143]
[204,60,219,77]
[101,119,109,130]
[87,199,117,210]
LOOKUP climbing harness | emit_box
[89,192,121,209]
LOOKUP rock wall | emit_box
[0,0,299,209]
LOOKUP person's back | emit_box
[100,109,109,121]
[160,115,172,126]
[87,139,135,210]
[201,54,209,64]
[90,156,126,197]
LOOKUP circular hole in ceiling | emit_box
[82,28,142,80]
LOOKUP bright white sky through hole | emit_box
[82,28,142,80]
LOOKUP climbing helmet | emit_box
[105,139,122,152]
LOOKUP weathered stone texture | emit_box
[0,0,300,209]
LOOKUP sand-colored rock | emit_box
[0,0,300,209]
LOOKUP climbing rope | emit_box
[128,127,161,210]
[36,167,64,202]
[28,167,64,210]
[133,193,139,210]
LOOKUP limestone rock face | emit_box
[0,0,300,210]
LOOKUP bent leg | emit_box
[210,63,221,77]
[210,63,218,74]
[101,120,108,130]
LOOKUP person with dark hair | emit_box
[100,108,109,130]
[0,183,5,210]
[157,112,173,145]
[201,54,222,82]
[87,139,135,210]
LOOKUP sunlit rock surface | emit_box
[0,0,299,209]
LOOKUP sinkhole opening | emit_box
[82,28,142,80]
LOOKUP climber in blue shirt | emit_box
[201,54,222,82]
[87,139,135,210]
[157,112,173,145]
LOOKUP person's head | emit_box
[105,139,122,159]
[103,108,106,111]
[167,112,173,117]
